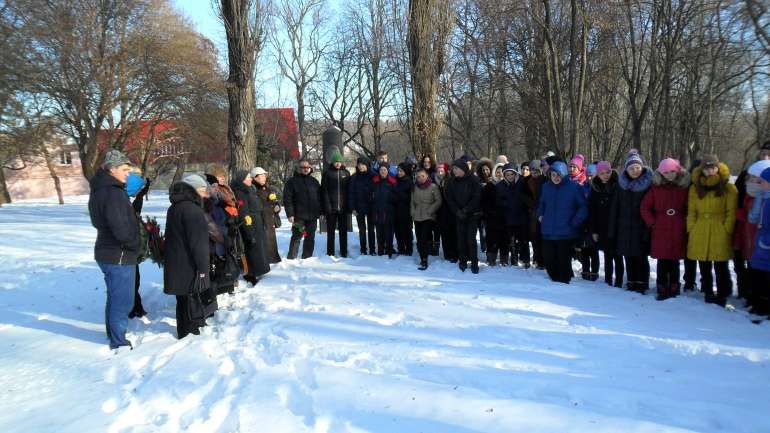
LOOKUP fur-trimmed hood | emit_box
[652,170,691,188]
[618,166,653,192]
[692,162,731,198]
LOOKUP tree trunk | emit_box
[41,145,65,205]
[0,168,11,206]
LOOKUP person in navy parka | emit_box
[371,163,398,257]
[348,157,375,255]
[537,161,588,283]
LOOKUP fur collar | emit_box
[652,170,690,188]
[618,167,653,192]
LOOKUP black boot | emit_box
[459,261,467,272]
[581,272,591,281]
[418,259,428,271]
[486,252,497,267]
[471,261,480,274]
[637,281,649,295]
[655,283,669,301]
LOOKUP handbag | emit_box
[188,276,218,321]
[274,212,282,228]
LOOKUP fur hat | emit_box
[624,149,644,170]
[207,163,227,179]
[700,154,719,169]
[550,161,568,178]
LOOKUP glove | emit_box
[244,215,253,226]
[225,206,238,217]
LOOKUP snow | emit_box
[1,193,769,433]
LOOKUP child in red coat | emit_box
[640,158,690,300]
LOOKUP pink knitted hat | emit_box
[656,158,682,173]
[569,154,585,170]
[596,161,611,173]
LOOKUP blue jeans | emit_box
[97,262,136,349]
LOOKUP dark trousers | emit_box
[698,260,732,300]
[431,223,441,255]
[456,218,479,265]
[542,239,575,283]
[531,226,543,266]
[414,220,435,260]
[749,267,770,314]
[603,250,624,286]
[734,250,749,299]
[503,225,530,265]
[485,224,505,260]
[356,212,376,254]
[440,220,458,261]
[325,212,348,257]
[288,218,317,259]
[656,259,680,288]
[580,247,600,276]
[478,219,487,253]
[684,258,697,289]
[375,222,394,256]
[394,217,414,255]
[624,255,650,288]
[175,295,206,339]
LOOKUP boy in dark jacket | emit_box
[321,151,351,257]
[447,159,482,273]
[348,157,375,255]
[394,162,414,255]
[284,159,322,259]
[496,163,530,267]
[88,149,140,350]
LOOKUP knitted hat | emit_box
[496,155,509,165]
[544,151,556,158]
[529,160,541,171]
[545,155,560,166]
[761,167,770,183]
[657,158,682,173]
[356,156,371,167]
[438,162,449,173]
[502,162,518,174]
[126,172,146,197]
[596,161,612,173]
[569,154,585,170]
[405,154,418,166]
[182,173,209,190]
[207,163,227,179]
[250,167,267,177]
[624,150,644,170]
[234,169,251,183]
[452,158,470,174]
[748,160,770,177]
[330,150,344,164]
[102,149,132,169]
[550,161,568,178]
[586,163,597,177]
[398,162,413,177]
[700,154,719,169]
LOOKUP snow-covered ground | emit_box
[1,193,769,433]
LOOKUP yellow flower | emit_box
[268,193,277,201]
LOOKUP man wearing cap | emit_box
[164,174,215,339]
[321,151,351,257]
[446,158,482,273]
[88,149,141,350]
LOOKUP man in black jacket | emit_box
[321,151,350,257]
[446,159,482,273]
[88,149,140,350]
[284,159,322,259]
[348,157,375,255]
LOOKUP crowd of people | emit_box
[88,142,770,349]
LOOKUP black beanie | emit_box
[452,158,470,175]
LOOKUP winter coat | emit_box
[255,184,282,264]
[371,174,397,225]
[435,174,456,227]
[750,195,770,272]
[735,195,759,259]
[608,168,653,257]
[686,164,738,262]
[588,172,618,251]
[88,169,141,265]
[394,175,414,223]
[411,180,443,222]
[163,182,210,296]
[321,165,350,214]
[348,170,374,215]
[283,169,322,221]
[640,171,690,260]
[446,174,482,221]
[232,181,271,277]
[537,178,588,240]
[495,178,528,227]
[481,181,503,231]
[525,176,542,234]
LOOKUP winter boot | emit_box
[581,272,591,281]
[589,273,599,281]
[499,252,509,267]
[637,281,649,295]
[670,282,681,298]
[487,252,498,267]
[522,262,531,269]
[625,281,636,292]
[418,259,428,271]
[655,283,669,301]
[458,261,467,272]
[471,261,480,274]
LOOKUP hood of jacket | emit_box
[618,167,653,192]
[90,168,126,193]
[652,170,691,187]
[170,181,203,207]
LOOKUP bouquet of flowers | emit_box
[144,216,165,267]
[292,221,308,238]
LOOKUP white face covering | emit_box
[746,182,762,197]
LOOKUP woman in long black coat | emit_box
[231,170,271,285]
[163,176,213,339]
[254,170,282,264]
[589,166,623,287]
